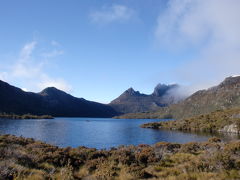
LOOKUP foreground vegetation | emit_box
[0,113,54,119]
[0,135,239,180]
[141,108,240,134]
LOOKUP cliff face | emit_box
[0,80,118,118]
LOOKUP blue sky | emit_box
[0,0,240,103]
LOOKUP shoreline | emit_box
[141,108,240,135]
[0,114,54,119]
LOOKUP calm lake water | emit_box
[0,118,223,149]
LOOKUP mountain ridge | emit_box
[116,76,240,119]
[0,80,118,118]
[110,84,186,114]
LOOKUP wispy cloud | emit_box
[42,40,64,58]
[0,41,71,92]
[155,0,240,91]
[19,41,37,61]
[42,49,64,58]
[90,4,135,24]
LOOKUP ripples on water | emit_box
[0,118,237,149]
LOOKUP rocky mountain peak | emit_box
[124,88,141,96]
[219,76,240,88]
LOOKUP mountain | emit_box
[0,80,118,117]
[167,76,240,119]
[116,76,240,119]
[110,84,185,114]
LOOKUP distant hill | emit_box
[110,84,186,114]
[116,76,240,119]
[0,80,118,117]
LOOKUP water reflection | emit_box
[0,118,238,149]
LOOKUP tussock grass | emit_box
[0,135,239,179]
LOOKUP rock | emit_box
[219,124,239,134]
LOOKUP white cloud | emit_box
[11,43,43,79]
[37,75,72,92]
[155,0,240,91]
[90,4,135,24]
[0,41,71,93]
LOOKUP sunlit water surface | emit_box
[0,118,236,149]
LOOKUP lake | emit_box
[0,118,220,149]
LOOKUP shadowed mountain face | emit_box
[0,80,118,117]
[110,84,186,114]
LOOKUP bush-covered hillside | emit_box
[142,108,240,134]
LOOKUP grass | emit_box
[0,134,239,179]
